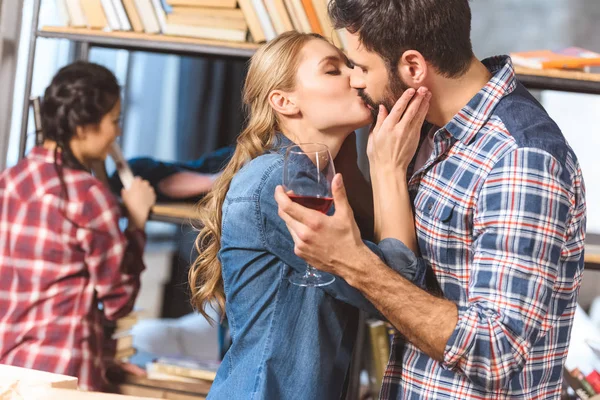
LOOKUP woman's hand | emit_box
[367,87,431,175]
[122,177,156,230]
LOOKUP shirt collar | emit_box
[444,55,518,144]
[27,146,63,165]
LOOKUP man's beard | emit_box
[358,71,411,124]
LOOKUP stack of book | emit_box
[563,367,600,399]
[146,355,220,385]
[109,310,144,363]
[53,0,345,47]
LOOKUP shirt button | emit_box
[427,203,433,211]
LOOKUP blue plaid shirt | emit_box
[381,56,586,399]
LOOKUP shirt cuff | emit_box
[442,303,482,371]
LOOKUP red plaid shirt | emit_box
[0,147,146,391]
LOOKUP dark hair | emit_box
[41,61,120,196]
[329,0,474,78]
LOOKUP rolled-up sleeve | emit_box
[442,148,576,391]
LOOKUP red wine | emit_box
[289,194,333,214]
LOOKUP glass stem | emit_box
[306,264,320,278]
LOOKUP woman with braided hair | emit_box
[0,61,155,391]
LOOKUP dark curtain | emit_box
[162,56,248,318]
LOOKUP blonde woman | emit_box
[189,32,429,399]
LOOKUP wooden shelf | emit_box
[514,66,600,94]
[150,203,198,225]
[38,26,260,58]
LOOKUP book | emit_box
[54,0,71,26]
[264,0,294,35]
[301,0,322,34]
[288,0,311,33]
[115,347,137,360]
[134,0,161,33]
[64,0,87,27]
[167,8,247,31]
[115,334,134,351]
[367,319,390,393]
[587,370,600,394]
[510,47,600,70]
[162,23,248,42]
[238,0,267,43]
[150,0,168,32]
[574,368,599,397]
[251,0,277,41]
[564,367,592,400]
[150,356,220,382]
[80,0,109,29]
[283,0,304,33]
[100,0,122,30]
[311,0,342,48]
[109,142,135,190]
[111,0,133,31]
[122,0,145,32]
[165,0,237,7]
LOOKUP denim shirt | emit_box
[208,135,424,400]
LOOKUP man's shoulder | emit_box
[490,83,574,164]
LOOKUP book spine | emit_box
[587,371,600,395]
[112,0,133,30]
[152,362,216,381]
[150,0,168,32]
[251,0,276,41]
[100,0,122,30]
[54,0,71,26]
[574,368,599,397]
[368,321,390,394]
[238,0,267,43]
[65,0,87,27]
[564,367,591,400]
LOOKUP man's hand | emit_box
[275,173,373,284]
[367,87,431,174]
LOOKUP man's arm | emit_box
[275,175,456,360]
[276,147,578,391]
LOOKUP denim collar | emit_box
[271,133,295,155]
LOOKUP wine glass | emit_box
[283,143,336,287]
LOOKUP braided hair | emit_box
[41,61,120,199]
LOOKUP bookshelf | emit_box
[13,3,600,397]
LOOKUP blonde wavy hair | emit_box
[189,31,324,322]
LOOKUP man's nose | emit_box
[349,68,366,90]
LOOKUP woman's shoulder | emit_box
[228,152,284,200]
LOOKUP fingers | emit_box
[274,185,319,227]
[331,174,351,218]
[372,104,388,135]
[380,88,416,131]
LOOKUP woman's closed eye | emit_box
[326,69,341,75]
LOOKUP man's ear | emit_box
[268,90,300,116]
[397,50,428,86]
